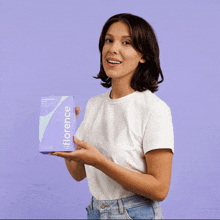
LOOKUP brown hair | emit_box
[93,13,164,93]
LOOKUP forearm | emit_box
[94,156,165,202]
[65,158,85,181]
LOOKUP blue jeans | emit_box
[85,194,164,219]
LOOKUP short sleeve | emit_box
[74,98,91,142]
[143,101,174,155]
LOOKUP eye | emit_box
[105,39,112,43]
[123,41,131,45]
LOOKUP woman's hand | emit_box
[49,136,103,167]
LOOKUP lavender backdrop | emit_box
[0,0,219,219]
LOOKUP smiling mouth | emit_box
[107,60,122,64]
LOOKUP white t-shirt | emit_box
[75,89,174,200]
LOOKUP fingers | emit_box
[75,145,82,151]
[50,151,71,159]
[75,106,80,120]
[49,152,58,156]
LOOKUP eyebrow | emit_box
[106,33,131,38]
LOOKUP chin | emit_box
[106,74,121,79]
[105,71,115,78]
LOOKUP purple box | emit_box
[39,95,76,154]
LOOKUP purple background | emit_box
[0,0,219,219]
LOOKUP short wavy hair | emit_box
[93,13,164,93]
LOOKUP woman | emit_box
[50,13,174,219]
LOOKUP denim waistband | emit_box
[89,194,160,215]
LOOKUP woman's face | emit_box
[102,21,145,81]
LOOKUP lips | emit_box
[106,61,121,67]
[106,58,122,63]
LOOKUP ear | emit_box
[139,58,146,63]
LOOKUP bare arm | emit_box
[65,156,86,182]
[94,149,173,201]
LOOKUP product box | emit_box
[39,95,76,154]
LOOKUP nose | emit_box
[108,41,120,54]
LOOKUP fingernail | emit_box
[51,152,57,155]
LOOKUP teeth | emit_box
[108,60,121,64]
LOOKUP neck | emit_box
[110,79,135,99]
